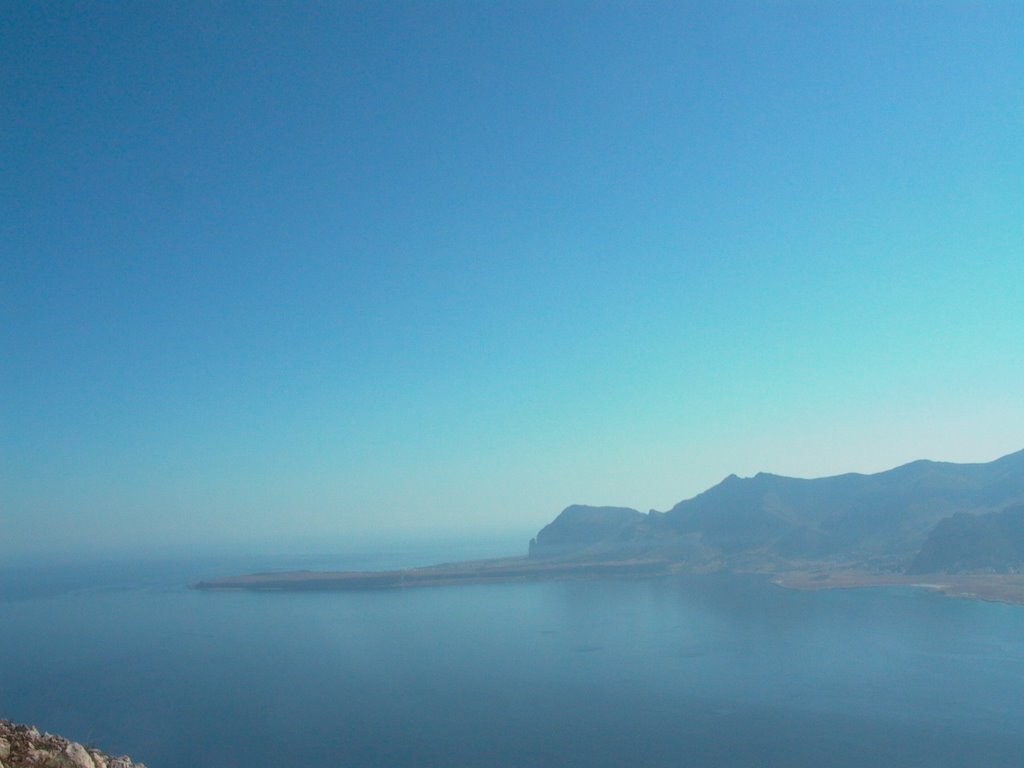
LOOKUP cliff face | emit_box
[0,720,144,768]
[528,505,648,560]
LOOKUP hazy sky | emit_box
[3,1,1022,557]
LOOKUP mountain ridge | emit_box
[529,449,1024,573]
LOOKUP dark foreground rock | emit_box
[0,719,144,768]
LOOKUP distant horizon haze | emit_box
[3,2,1022,560]
[6,445,1023,565]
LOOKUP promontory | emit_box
[195,449,1024,603]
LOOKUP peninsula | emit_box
[195,449,1024,603]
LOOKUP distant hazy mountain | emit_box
[908,504,1024,574]
[528,449,1024,574]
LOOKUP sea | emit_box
[2,535,1023,768]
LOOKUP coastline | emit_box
[769,570,1024,606]
[192,557,674,592]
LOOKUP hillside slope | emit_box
[529,449,1024,573]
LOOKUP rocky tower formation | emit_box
[0,720,145,768]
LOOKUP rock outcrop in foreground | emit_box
[0,720,144,768]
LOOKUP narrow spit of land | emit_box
[192,557,674,591]
[193,558,1024,605]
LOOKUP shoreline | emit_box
[768,570,1024,605]
[192,557,675,592]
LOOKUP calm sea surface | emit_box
[2,540,1024,767]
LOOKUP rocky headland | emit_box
[0,720,144,768]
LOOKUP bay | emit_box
[2,540,1023,767]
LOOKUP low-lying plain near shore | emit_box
[773,569,1024,604]
[193,557,672,591]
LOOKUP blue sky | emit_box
[3,1,1022,557]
